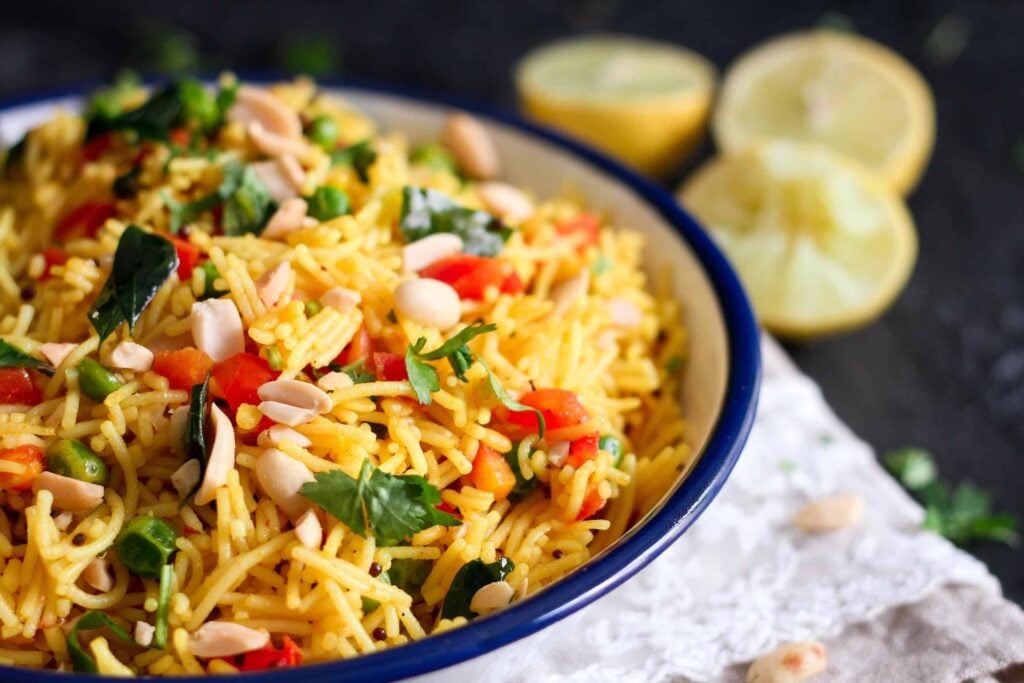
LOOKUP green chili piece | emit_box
[410,142,457,173]
[77,358,123,402]
[115,516,179,579]
[361,571,390,615]
[46,439,109,485]
[598,435,624,468]
[306,186,350,221]
[265,346,284,371]
[153,563,174,648]
[307,116,339,151]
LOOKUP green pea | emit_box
[361,571,390,614]
[46,439,108,485]
[410,142,456,173]
[304,300,323,317]
[78,359,123,402]
[306,186,350,222]
[116,516,179,579]
[307,116,339,151]
[599,435,624,468]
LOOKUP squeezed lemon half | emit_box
[679,140,918,338]
[713,31,936,195]
[516,35,715,177]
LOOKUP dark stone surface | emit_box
[1,0,1021,601]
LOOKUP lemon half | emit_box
[516,36,715,177]
[679,140,918,338]
[713,31,935,194]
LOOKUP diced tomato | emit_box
[212,353,278,413]
[0,445,44,492]
[53,201,116,242]
[239,636,303,671]
[81,133,114,163]
[555,213,600,249]
[419,255,520,300]
[506,388,589,432]
[566,433,599,469]
[469,445,516,500]
[335,326,374,367]
[169,128,192,148]
[40,248,69,281]
[576,487,607,521]
[370,352,408,381]
[0,368,41,406]
[435,500,460,518]
[167,236,201,280]
[152,348,214,391]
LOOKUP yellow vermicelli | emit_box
[0,75,691,673]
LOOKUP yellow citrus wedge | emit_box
[713,31,935,194]
[516,35,715,177]
[678,140,918,338]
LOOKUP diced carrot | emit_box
[469,445,516,500]
[334,326,374,367]
[576,487,607,521]
[555,213,600,249]
[212,353,278,412]
[0,445,44,492]
[152,348,214,390]
[169,128,192,148]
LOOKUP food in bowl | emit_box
[0,76,692,674]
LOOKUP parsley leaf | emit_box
[67,611,135,673]
[399,187,509,257]
[884,447,1019,546]
[331,140,377,183]
[0,339,55,377]
[476,356,545,439]
[441,557,515,620]
[88,226,179,342]
[300,459,460,545]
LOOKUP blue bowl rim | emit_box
[0,75,761,682]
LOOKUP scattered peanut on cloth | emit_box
[747,640,827,683]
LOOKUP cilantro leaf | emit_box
[505,443,538,502]
[476,356,545,439]
[300,460,460,545]
[418,323,497,361]
[222,164,276,236]
[399,187,509,257]
[331,140,377,183]
[163,161,243,234]
[88,226,179,342]
[342,359,376,384]
[405,340,440,405]
[0,339,55,376]
[884,447,1019,547]
[441,557,515,620]
[67,611,135,673]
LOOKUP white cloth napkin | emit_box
[505,336,1024,683]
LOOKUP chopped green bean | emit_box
[46,439,109,485]
[153,563,173,648]
[116,516,179,579]
[265,346,284,371]
[77,358,123,402]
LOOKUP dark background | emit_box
[1,1,1021,601]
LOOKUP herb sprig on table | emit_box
[884,447,1019,546]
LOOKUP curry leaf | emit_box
[399,187,509,257]
[88,226,179,342]
[300,459,460,545]
[184,378,209,464]
[86,79,235,141]
[222,164,276,236]
[440,557,515,620]
[476,356,545,439]
[0,340,55,377]
[67,611,135,673]
[330,140,377,182]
